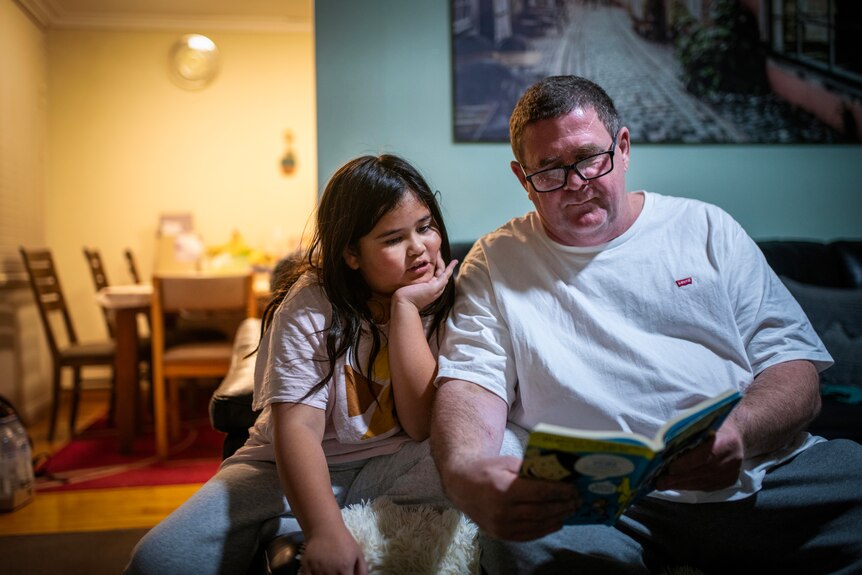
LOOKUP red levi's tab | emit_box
[675,277,693,287]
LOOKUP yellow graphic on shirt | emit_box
[344,344,397,439]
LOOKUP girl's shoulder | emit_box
[276,270,332,320]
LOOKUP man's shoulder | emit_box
[456,214,539,275]
[648,192,736,224]
[477,212,537,248]
[650,191,727,213]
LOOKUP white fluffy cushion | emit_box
[341,497,479,575]
[339,497,707,575]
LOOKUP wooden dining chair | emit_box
[19,247,116,441]
[124,248,141,284]
[150,272,257,458]
[83,246,153,417]
[83,247,115,338]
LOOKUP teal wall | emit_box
[315,0,861,243]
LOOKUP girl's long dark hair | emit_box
[259,154,454,397]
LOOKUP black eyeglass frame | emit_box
[522,131,619,193]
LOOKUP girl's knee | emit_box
[122,531,162,575]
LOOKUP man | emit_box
[431,75,862,574]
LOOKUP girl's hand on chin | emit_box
[392,252,457,312]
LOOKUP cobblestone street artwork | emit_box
[452,1,850,144]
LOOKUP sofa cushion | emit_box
[818,322,862,392]
[781,277,862,338]
[833,240,862,288]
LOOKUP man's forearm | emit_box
[732,360,821,458]
[431,379,508,484]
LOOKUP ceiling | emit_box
[18,0,313,31]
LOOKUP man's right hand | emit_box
[443,454,579,541]
[432,379,578,540]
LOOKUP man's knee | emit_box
[479,526,648,575]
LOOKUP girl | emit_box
[125,155,457,575]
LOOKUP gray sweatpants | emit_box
[482,434,862,575]
[123,439,444,575]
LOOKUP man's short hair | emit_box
[509,75,621,164]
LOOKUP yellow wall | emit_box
[45,27,317,340]
[0,0,52,418]
[1,0,316,417]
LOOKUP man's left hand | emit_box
[655,419,744,492]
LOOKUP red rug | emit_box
[35,415,225,492]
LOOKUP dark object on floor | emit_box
[265,531,304,575]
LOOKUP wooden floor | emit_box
[0,388,202,536]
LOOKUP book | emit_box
[518,388,742,526]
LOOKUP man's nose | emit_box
[563,166,588,190]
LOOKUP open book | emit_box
[518,388,742,525]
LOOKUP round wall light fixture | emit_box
[169,34,220,90]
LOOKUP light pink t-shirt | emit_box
[231,273,437,464]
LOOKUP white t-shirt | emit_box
[437,191,832,502]
[231,272,436,464]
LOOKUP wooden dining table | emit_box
[96,275,271,454]
[96,284,152,454]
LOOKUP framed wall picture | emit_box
[451,0,861,144]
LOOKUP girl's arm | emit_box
[271,402,367,575]
[388,254,457,440]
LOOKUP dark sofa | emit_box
[758,240,862,442]
[210,239,862,457]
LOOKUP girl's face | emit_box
[343,191,442,300]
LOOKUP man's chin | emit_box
[555,219,615,246]
[570,212,607,234]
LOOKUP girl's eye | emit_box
[385,237,402,246]
[417,225,432,234]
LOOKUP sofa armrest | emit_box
[209,317,261,438]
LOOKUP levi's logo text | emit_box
[675,277,693,287]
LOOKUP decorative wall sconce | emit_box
[280,130,297,176]
[168,34,220,90]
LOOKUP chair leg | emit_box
[108,369,118,426]
[69,366,83,435]
[110,367,121,430]
[48,363,63,442]
[138,369,153,431]
[169,378,181,443]
[153,370,169,459]
[134,363,147,432]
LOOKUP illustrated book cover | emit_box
[519,388,742,525]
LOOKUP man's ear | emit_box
[511,160,529,192]
[618,127,631,171]
[343,246,360,270]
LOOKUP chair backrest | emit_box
[83,247,115,338]
[19,247,77,357]
[83,247,109,291]
[150,272,257,351]
[124,248,141,284]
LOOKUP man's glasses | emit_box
[523,131,618,193]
